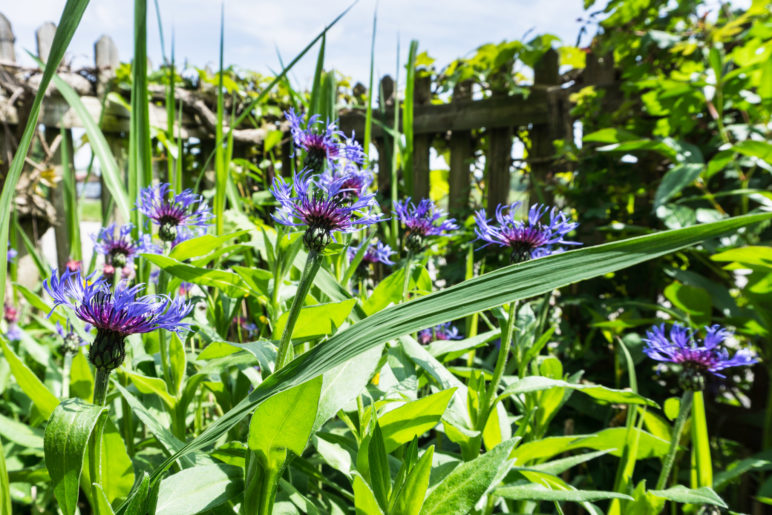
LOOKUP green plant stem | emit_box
[258,465,280,515]
[764,372,772,451]
[655,390,693,490]
[401,252,413,302]
[691,389,712,488]
[61,354,72,399]
[89,367,110,515]
[484,300,518,408]
[275,249,323,371]
[93,368,111,407]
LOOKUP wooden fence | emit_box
[0,12,617,269]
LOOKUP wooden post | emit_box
[36,21,56,64]
[94,34,123,221]
[376,75,394,199]
[449,80,473,215]
[94,34,119,97]
[529,48,565,206]
[486,64,514,217]
[412,75,431,200]
[0,13,15,63]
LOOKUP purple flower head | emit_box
[271,169,383,252]
[393,198,458,253]
[348,241,395,266]
[7,248,17,263]
[5,324,21,342]
[138,183,213,243]
[285,108,364,172]
[643,323,759,390]
[44,268,192,371]
[417,322,463,345]
[94,223,156,268]
[320,162,374,201]
[475,202,580,263]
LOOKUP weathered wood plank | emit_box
[340,88,548,139]
[412,75,431,200]
[0,13,14,63]
[448,80,474,215]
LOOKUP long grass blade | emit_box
[363,3,377,163]
[309,34,326,118]
[0,0,91,305]
[60,128,82,261]
[113,213,770,507]
[403,39,418,196]
[214,3,226,235]
[129,0,152,236]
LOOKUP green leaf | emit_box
[512,428,669,464]
[0,413,44,449]
[392,445,434,515]
[649,485,727,507]
[274,298,357,340]
[379,388,456,453]
[197,340,276,372]
[44,399,106,515]
[0,338,59,418]
[70,349,94,401]
[92,484,117,515]
[353,473,384,515]
[368,423,391,509]
[0,441,12,515]
[664,282,712,325]
[169,333,186,396]
[141,253,252,298]
[83,418,135,506]
[654,163,704,208]
[14,284,66,326]
[123,371,176,410]
[248,376,323,467]
[168,231,249,261]
[155,464,244,515]
[421,438,517,515]
[119,213,772,498]
[313,344,383,433]
[495,483,633,502]
[732,140,772,166]
[498,376,658,407]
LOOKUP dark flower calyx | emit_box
[303,149,326,174]
[159,221,179,242]
[110,251,128,268]
[89,329,126,372]
[406,231,425,254]
[510,242,533,264]
[304,226,332,252]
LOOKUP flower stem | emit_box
[275,250,323,371]
[484,300,518,408]
[402,252,413,302]
[61,353,72,399]
[655,389,693,490]
[93,367,111,406]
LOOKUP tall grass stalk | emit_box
[363,4,378,163]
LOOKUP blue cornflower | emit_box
[44,268,192,371]
[94,223,157,268]
[138,183,212,243]
[393,198,458,253]
[285,108,364,172]
[418,322,463,345]
[348,240,395,266]
[271,169,383,252]
[474,202,580,263]
[321,162,374,201]
[644,323,758,390]
[7,248,17,263]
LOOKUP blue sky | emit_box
[4,0,595,87]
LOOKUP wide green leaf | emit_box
[168,230,249,261]
[649,485,727,507]
[44,399,106,515]
[495,483,633,502]
[421,438,517,514]
[498,376,657,407]
[119,213,771,500]
[274,298,357,340]
[247,376,323,467]
[0,441,12,515]
[0,338,59,418]
[155,464,243,515]
[392,445,434,515]
[141,253,252,298]
[654,163,704,208]
[379,388,456,453]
